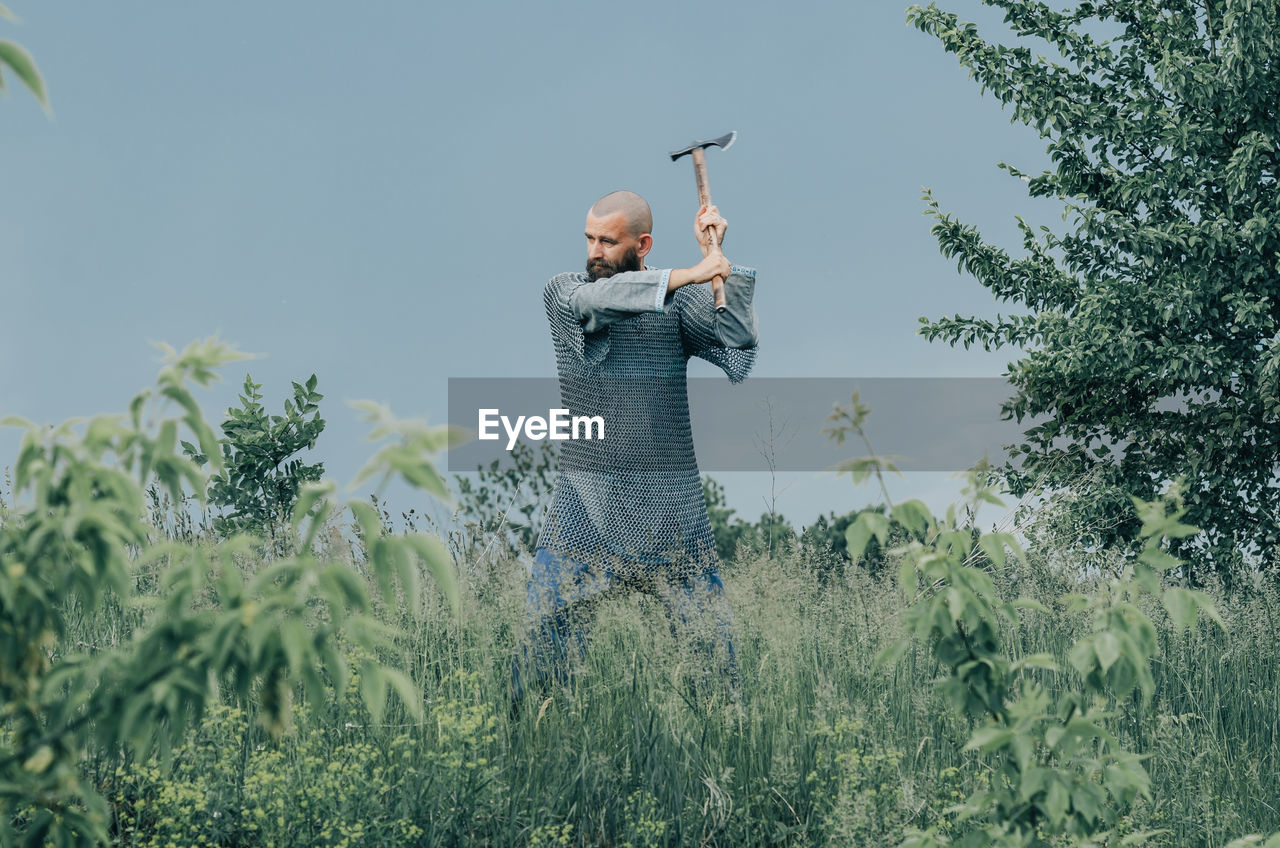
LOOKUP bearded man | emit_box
[511,189,759,707]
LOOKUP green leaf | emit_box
[1190,589,1226,631]
[403,532,459,613]
[1068,638,1095,678]
[1105,758,1152,804]
[349,499,383,542]
[978,490,1004,508]
[1018,765,1047,803]
[398,455,452,502]
[1072,782,1105,824]
[359,662,388,725]
[1094,631,1121,674]
[977,533,1007,568]
[1060,716,1115,752]
[279,618,311,679]
[1012,653,1059,673]
[382,667,424,722]
[0,39,48,111]
[1043,777,1069,825]
[160,383,222,474]
[845,510,889,560]
[892,499,934,536]
[1163,587,1198,632]
[291,480,334,533]
[897,555,917,600]
[963,725,1012,753]
[320,643,349,695]
[829,454,904,485]
[1133,564,1163,596]
[22,745,54,774]
[1045,724,1064,751]
[946,585,971,625]
[327,562,368,610]
[1010,732,1034,774]
[1139,545,1182,573]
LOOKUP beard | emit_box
[586,246,642,281]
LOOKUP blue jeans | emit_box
[510,547,739,705]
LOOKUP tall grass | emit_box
[74,527,1280,846]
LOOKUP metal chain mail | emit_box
[538,269,757,581]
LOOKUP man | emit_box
[511,189,758,706]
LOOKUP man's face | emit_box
[585,211,645,281]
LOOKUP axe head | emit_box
[668,131,737,161]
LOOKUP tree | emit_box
[911,0,1280,583]
[702,476,756,562]
[186,373,326,551]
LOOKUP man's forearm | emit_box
[568,269,670,333]
[667,267,698,293]
[668,252,732,294]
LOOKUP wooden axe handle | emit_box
[691,147,728,313]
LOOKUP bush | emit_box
[0,339,458,845]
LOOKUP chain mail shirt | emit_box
[537,265,758,578]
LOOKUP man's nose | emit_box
[588,242,604,259]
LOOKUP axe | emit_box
[669,131,736,313]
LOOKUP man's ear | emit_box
[637,233,653,257]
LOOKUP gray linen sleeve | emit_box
[567,268,672,333]
[544,270,671,367]
[713,266,759,348]
[676,265,759,383]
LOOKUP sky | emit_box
[0,1,1062,532]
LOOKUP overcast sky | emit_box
[1,1,1060,530]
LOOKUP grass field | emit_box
[75,521,1280,847]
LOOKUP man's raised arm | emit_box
[563,252,731,334]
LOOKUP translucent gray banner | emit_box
[446,377,1044,473]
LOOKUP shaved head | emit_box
[588,190,652,238]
